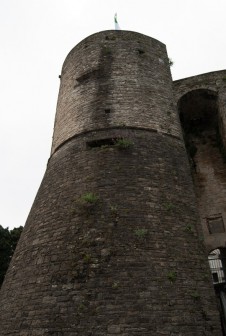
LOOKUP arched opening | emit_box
[179,89,219,169]
[178,89,226,250]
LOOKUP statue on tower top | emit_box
[114,13,120,30]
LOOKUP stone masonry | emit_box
[0,30,224,335]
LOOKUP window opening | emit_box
[207,215,225,234]
[87,138,121,149]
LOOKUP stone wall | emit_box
[51,30,180,154]
[0,31,222,335]
[0,129,221,335]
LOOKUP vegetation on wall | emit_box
[168,58,174,67]
[80,192,99,204]
[114,139,134,149]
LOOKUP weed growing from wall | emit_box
[191,291,200,300]
[83,254,92,264]
[134,228,148,238]
[167,271,177,283]
[164,203,175,211]
[185,224,194,234]
[80,193,99,204]
[103,46,112,55]
[112,281,120,289]
[168,58,174,67]
[114,139,133,149]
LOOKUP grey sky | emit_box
[1,0,226,229]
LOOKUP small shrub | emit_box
[119,123,126,128]
[164,203,174,211]
[100,144,110,150]
[112,281,119,289]
[134,228,148,238]
[191,291,200,300]
[110,205,118,213]
[81,193,98,204]
[168,58,174,67]
[202,274,209,281]
[83,254,92,263]
[167,271,177,283]
[78,303,86,314]
[114,139,133,149]
[103,46,111,55]
[185,224,194,233]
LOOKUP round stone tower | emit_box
[0,31,222,335]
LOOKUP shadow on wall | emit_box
[178,89,226,253]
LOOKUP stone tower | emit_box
[0,31,222,335]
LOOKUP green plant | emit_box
[83,254,92,263]
[112,281,119,289]
[222,77,226,82]
[191,291,200,300]
[134,228,148,237]
[0,225,23,287]
[110,205,118,213]
[168,58,174,67]
[164,202,174,211]
[80,193,98,204]
[185,224,194,233]
[77,303,87,314]
[100,144,110,150]
[103,46,111,55]
[119,123,126,128]
[167,271,177,283]
[202,274,209,280]
[114,138,133,149]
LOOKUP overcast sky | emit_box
[1,0,226,229]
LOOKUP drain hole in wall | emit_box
[105,109,111,114]
[137,49,145,55]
